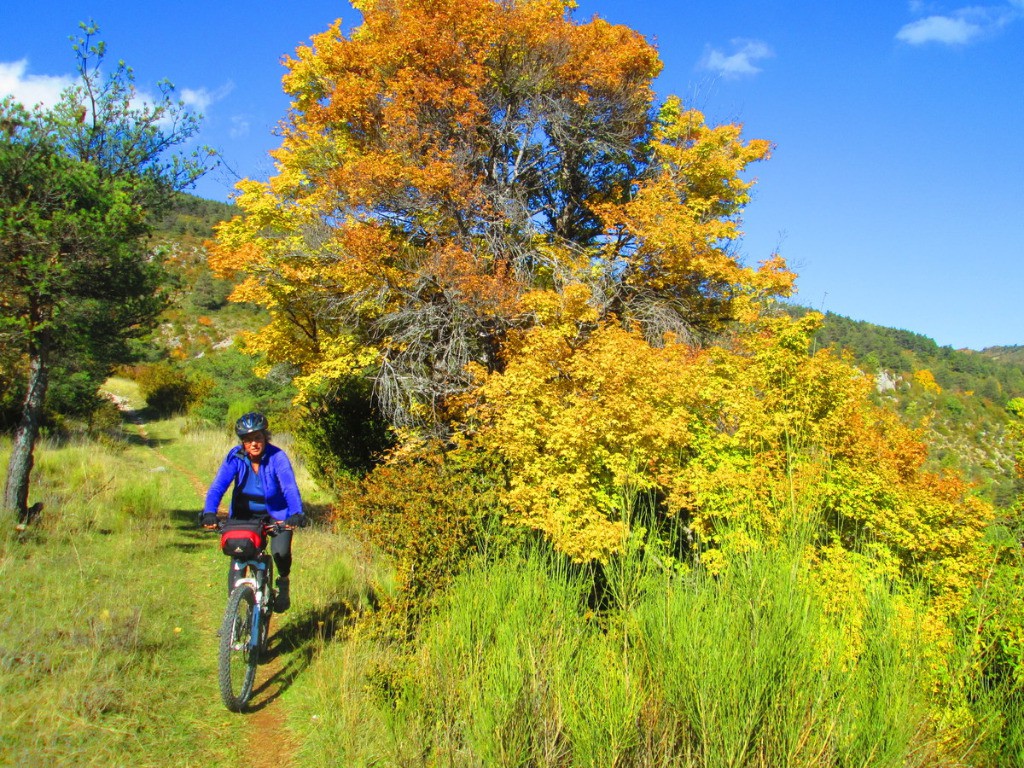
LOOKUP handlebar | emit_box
[201,518,295,534]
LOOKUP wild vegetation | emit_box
[2,407,1022,766]
[2,1,1024,766]
[802,308,1024,507]
[0,22,212,518]
[204,0,1024,761]
[0,392,357,767]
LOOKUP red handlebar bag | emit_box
[220,520,266,560]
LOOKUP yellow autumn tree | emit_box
[212,0,992,627]
[914,368,942,395]
[457,306,995,742]
[464,308,992,599]
[210,0,784,428]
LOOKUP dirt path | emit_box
[128,415,208,499]
[122,408,301,767]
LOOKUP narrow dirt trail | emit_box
[127,414,208,499]
[123,410,301,767]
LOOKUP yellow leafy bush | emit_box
[461,309,994,617]
[464,321,701,560]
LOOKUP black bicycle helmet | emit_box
[235,411,269,438]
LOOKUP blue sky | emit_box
[2,1,1022,350]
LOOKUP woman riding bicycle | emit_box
[201,412,305,611]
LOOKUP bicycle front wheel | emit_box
[218,584,259,711]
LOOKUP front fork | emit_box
[231,560,272,649]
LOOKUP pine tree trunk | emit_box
[3,343,50,519]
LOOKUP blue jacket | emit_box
[203,443,303,522]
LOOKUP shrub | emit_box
[44,367,108,419]
[294,376,395,486]
[88,397,124,435]
[131,363,198,416]
[185,348,295,428]
[333,442,517,610]
[189,270,232,310]
[224,398,259,431]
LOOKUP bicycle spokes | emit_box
[218,585,260,711]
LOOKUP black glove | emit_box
[286,513,307,529]
[200,512,219,528]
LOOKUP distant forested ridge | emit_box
[803,309,1024,399]
[788,306,1023,507]
[154,192,237,241]
[983,345,1024,367]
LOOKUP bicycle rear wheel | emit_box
[218,584,259,711]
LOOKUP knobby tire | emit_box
[218,584,259,711]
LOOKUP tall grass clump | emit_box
[293,522,970,767]
[415,552,590,765]
[292,550,593,766]
[946,522,1024,766]
[637,541,833,766]
[634,537,937,767]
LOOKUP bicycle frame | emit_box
[230,557,272,649]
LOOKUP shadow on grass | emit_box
[164,508,217,552]
[120,431,173,449]
[162,503,358,713]
[170,507,203,526]
[245,598,356,712]
[166,539,207,553]
[114,406,177,448]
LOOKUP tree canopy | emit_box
[1,24,211,516]
[211,0,789,428]
[212,0,992,633]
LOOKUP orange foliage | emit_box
[212,0,778,424]
[211,1,994,631]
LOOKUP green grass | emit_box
[0,432,233,765]
[0,527,229,766]
[1,406,1021,766]
[100,376,147,410]
[285,538,979,767]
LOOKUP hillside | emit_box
[983,345,1024,367]
[150,194,259,358]
[791,307,1024,507]
[153,193,238,242]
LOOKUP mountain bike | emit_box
[213,518,284,712]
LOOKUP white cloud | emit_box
[0,59,74,108]
[229,115,251,139]
[181,81,233,113]
[699,39,774,79]
[897,4,1022,45]
[897,14,984,43]
[181,87,214,112]
[1,57,230,127]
